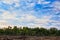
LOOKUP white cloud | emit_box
[53,1,60,10]
[18,14,36,22]
[0,0,20,8]
[0,20,9,28]
[2,0,14,4]
[17,14,53,28]
[1,11,17,20]
[17,13,60,28]
[37,0,50,4]
[0,0,60,28]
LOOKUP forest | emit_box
[0,26,60,36]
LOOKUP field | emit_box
[0,36,60,40]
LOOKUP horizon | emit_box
[0,0,60,29]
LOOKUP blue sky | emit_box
[0,0,60,28]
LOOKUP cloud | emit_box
[16,14,53,28]
[53,1,60,10]
[1,11,17,20]
[0,0,60,28]
[0,0,19,4]
[37,0,50,4]
[0,20,10,28]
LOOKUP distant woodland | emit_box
[0,26,60,36]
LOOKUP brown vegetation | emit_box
[0,36,60,40]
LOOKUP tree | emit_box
[0,29,4,35]
[21,27,30,36]
[39,28,49,36]
[12,26,20,35]
[4,26,12,35]
[49,28,58,36]
[31,27,40,36]
[0,26,60,36]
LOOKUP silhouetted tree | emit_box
[12,26,20,35]
[0,26,59,36]
[49,28,58,36]
[4,26,12,35]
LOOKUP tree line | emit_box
[0,26,60,36]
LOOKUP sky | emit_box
[0,0,60,28]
